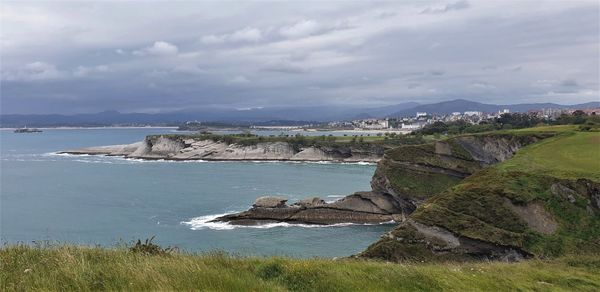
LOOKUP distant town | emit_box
[3,99,599,131]
[244,106,600,134]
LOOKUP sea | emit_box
[0,128,395,257]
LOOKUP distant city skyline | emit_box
[1,0,599,114]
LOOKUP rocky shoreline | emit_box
[213,133,550,225]
[60,135,385,162]
[213,193,411,226]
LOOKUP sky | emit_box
[1,0,599,114]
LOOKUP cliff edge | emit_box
[216,132,550,226]
[361,130,600,262]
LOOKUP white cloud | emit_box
[229,27,262,42]
[133,41,178,56]
[279,20,321,38]
[421,1,470,14]
[200,27,262,45]
[201,34,226,44]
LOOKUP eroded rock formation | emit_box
[215,133,550,226]
[61,135,385,162]
[213,193,407,225]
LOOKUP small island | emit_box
[14,127,42,133]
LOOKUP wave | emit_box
[181,213,395,230]
[38,152,376,166]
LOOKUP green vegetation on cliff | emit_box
[498,131,600,181]
[148,132,426,148]
[363,127,600,262]
[374,131,550,202]
[2,245,600,291]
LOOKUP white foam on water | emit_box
[181,213,396,231]
[44,152,80,157]
[37,152,375,166]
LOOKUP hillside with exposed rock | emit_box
[214,132,552,227]
[361,128,600,262]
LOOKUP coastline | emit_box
[58,134,388,163]
[60,151,381,163]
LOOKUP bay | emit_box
[0,128,393,257]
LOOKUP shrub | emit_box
[129,236,176,256]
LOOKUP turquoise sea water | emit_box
[0,128,393,257]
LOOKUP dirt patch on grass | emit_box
[504,199,557,235]
[589,136,600,144]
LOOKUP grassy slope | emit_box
[2,246,600,291]
[498,131,600,181]
[364,126,600,260]
[378,132,548,201]
[418,129,600,253]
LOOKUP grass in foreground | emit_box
[2,245,600,291]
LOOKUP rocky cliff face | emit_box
[62,135,385,162]
[214,133,551,226]
[369,133,550,209]
[360,171,600,262]
[214,192,408,225]
[359,130,600,262]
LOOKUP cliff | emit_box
[369,133,551,208]
[61,134,392,162]
[215,132,551,226]
[361,130,600,262]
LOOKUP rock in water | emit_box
[212,192,407,225]
[253,196,288,208]
[292,197,326,208]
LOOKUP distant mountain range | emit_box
[1,99,598,127]
[389,99,600,118]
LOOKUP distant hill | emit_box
[0,103,419,127]
[1,99,598,127]
[389,99,600,117]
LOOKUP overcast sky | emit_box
[1,0,598,114]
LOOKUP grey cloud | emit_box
[469,81,496,90]
[172,64,207,75]
[3,62,67,81]
[560,79,579,87]
[228,75,250,84]
[429,70,445,76]
[0,1,598,114]
[73,65,112,77]
[421,1,470,14]
[262,60,309,74]
[407,82,421,89]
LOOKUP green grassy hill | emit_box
[498,131,600,181]
[363,127,600,262]
[2,245,600,291]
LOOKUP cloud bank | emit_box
[1,0,598,114]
